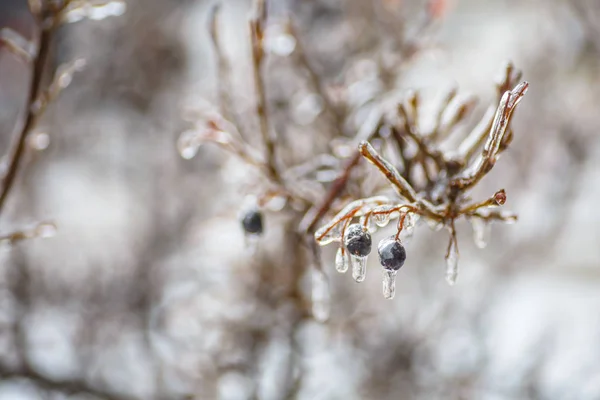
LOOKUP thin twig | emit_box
[359,141,418,202]
[0,362,135,400]
[209,4,246,138]
[250,0,281,183]
[0,20,54,216]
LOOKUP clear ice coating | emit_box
[470,217,491,249]
[335,247,348,273]
[400,212,418,244]
[445,239,459,286]
[383,269,397,299]
[311,268,331,322]
[62,1,127,23]
[359,215,377,234]
[351,255,367,282]
[314,224,341,246]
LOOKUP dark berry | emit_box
[242,209,263,235]
[378,237,406,271]
[344,224,372,257]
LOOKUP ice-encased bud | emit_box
[377,237,406,271]
[343,223,372,257]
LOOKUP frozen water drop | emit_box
[57,73,73,89]
[335,247,348,273]
[264,30,296,57]
[371,204,393,227]
[382,269,397,299]
[445,240,459,286]
[28,132,50,150]
[351,255,367,282]
[177,130,202,160]
[35,222,57,238]
[263,194,287,212]
[311,268,330,322]
[470,217,491,249]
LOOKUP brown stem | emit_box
[250,1,281,183]
[0,23,54,216]
[305,150,362,234]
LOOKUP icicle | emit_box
[335,247,348,273]
[445,240,459,286]
[351,256,367,282]
[470,217,491,249]
[382,269,397,299]
[311,268,330,322]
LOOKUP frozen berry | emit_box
[344,224,372,257]
[242,209,263,235]
[378,237,406,271]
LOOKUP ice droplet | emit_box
[264,26,296,57]
[177,130,202,160]
[35,222,57,238]
[445,240,459,286]
[372,206,393,227]
[382,269,397,299]
[470,217,491,249]
[28,132,50,150]
[311,268,330,322]
[263,194,287,212]
[335,247,348,273]
[351,255,367,282]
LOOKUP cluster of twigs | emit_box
[0,1,127,399]
[180,0,527,307]
[0,0,110,240]
[315,68,528,290]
